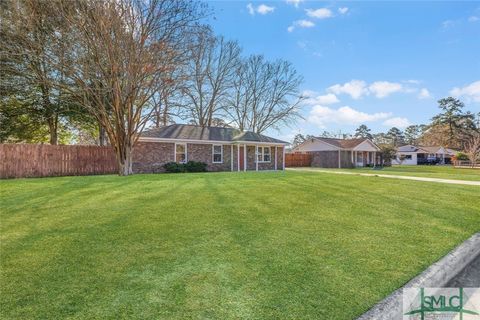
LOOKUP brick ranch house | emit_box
[133,124,288,173]
[292,136,381,168]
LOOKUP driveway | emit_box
[287,168,480,186]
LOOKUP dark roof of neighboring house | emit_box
[141,124,288,144]
[314,137,371,149]
[397,145,420,152]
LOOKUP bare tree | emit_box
[226,55,304,134]
[181,28,241,127]
[465,132,480,167]
[36,0,203,175]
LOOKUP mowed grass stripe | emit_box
[1,171,478,319]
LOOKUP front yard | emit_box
[1,171,479,319]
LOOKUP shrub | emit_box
[163,161,208,173]
[184,161,208,172]
[455,152,469,161]
[163,162,185,173]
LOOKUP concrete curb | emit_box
[357,232,480,320]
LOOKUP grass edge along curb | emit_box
[357,232,480,320]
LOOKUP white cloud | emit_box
[326,79,432,100]
[303,91,339,105]
[247,3,275,15]
[418,88,432,99]
[296,19,315,27]
[288,19,315,32]
[246,3,255,15]
[450,81,480,102]
[383,117,411,128]
[442,20,455,28]
[468,16,479,22]
[286,0,303,8]
[306,8,333,19]
[327,80,368,99]
[308,105,391,128]
[338,7,349,14]
[368,81,403,98]
[257,4,275,15]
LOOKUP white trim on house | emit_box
[212,144,223,163]
[175,142,187,163]
[243,144,247,172]
[274,146,278,170]
[230,145,233,171]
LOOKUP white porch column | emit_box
[351,151,354,167]
[255,145,258,171]
[282,146,286,170]
[367,152,370,165]
[355,151,357,167]
[338,150,341,168]
[373,151,376,167]
[230,145,233,171]
[274,146,278,170]
[237,145,240,172]
[244,144,247,172]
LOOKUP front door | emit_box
[239,146,245,170]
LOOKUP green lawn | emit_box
[1,171,479,319]
[323,165,480,181]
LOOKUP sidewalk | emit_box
[288,168,480,186]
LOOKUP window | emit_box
[212,145,223,163]
[257,146,271,163]
[405,155,412,160]
[175,143,186,163]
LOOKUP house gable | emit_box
[352,140,380,152]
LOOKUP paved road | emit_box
[447,254,480,287]
[288,168,480,186]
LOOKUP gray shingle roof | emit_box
[141,124,288,144]
[314,137,370,149]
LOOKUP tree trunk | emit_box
[47,115,58,145]
[98,124,107,146]
[115,141,134,176]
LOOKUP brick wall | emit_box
[310,150,354,168]
[133,141,284,173]
[246,145,283,171]
[132,141,174,173]
[187,143,233,172]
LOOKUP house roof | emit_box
[140,124,288,144]
[397,145,457,155]
[397,145,420,152]
[314,137,372,149]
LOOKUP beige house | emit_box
[292,137,381,168]
[133,124,287,173]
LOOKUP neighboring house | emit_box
[292,137,380,168]
[133,124,287,173]
[394,145,457,165]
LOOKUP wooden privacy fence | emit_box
[0,144,118,179]
[285,153,312,167]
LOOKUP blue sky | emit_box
[207,1,480,141]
